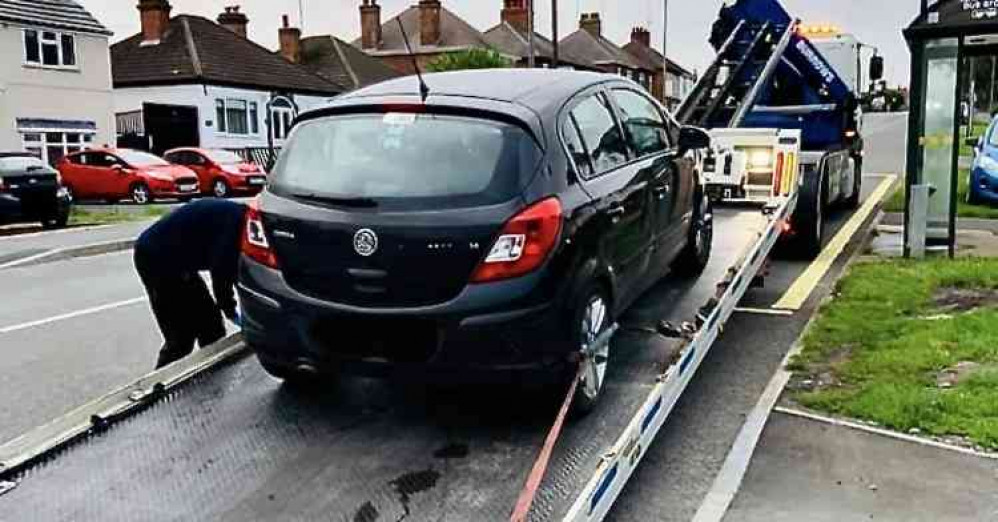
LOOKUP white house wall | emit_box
[0,23,114,150]
[114,84,333,150]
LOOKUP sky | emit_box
[78,0,918,85]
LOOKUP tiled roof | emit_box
[111,15,342,95]
[559,29,647,71]
[0,0,111,36]
[352,5,491,54]
[483,22,592,69]
[300,35,400,90]
[622,41,694,77]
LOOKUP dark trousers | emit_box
[138,266,226,369]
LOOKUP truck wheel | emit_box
[790,168,825,259]
[570,284,613,416]
[844,158,862,209]
[672,189,713,277]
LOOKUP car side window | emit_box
[92,153,118,168]
[562,115,594,179]
[612,88,670,158]
[570,93,629,176]
[165,152,184,165]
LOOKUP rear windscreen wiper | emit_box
[292,193,379,208]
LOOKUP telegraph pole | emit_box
[552,0,559,67]
[527,0,536,68]
[662,0,669,102]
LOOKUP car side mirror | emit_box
[869,55,884,82]
[678,126,711,155]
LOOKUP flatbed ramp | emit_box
[0,203,790,521]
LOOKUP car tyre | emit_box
[569,283,613,417]
[212,179,231,198]
[42,211,69,230]
[789,168,825,259]
[967,175,983,205]
[130,183,152,205]
[844,158,862,209]
[672,188,713,277]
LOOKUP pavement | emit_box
[724,412,998,522]
[0,220,151,268]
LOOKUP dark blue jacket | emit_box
[135,199,246,313]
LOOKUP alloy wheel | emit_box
[213,180,229,198]
[132,185,150,205]
[578,294,609,401]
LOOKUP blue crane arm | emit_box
[703,0,858,149]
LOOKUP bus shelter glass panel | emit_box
[919,38,958,243]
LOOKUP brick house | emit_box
[623,28,696,110]
[354,0,494,75]
[483,0,591,69]
[559,13,656,94]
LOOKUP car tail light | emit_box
[470,197,562,284]
[772,152,785,195]
[241,197,279,269]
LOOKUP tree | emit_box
[426,48,512,73]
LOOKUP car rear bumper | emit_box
[971,168,998,203]
[238,257,569,376]
[0,189,70,224]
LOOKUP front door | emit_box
[608,88,687,266]
[567,90,651,303]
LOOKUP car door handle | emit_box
[607,205,626,218]
[653,185,671,199]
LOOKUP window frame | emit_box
[20,130,93,166]
[609,87,673,160]
[215,98,260,137]
[558,85,633,182]
[22,28,78,70]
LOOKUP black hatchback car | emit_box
[0,152,71,229]
[238,70,712,410]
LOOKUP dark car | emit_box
[0,152,71,229]
[238,70,712,410]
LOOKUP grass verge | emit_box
[788,257,998,450]
[883,166,998,219]
[69,205,170,226]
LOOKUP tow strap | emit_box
[509,361,584,522]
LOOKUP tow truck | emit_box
[0,1,861,520]
[680,0,869,257]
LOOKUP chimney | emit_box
[278,14,302,64]
[419,0,441,47]
[137,0,172,45]
[217,6,248,38]
[631,27,650,48]
[580,12,601,38]
[501,0,528,35]
[360,0,382,50]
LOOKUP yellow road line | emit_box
[734,307,795,317]
[772,175,897,311]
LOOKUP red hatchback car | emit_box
[164,148,267,198]
[58,149,200,204]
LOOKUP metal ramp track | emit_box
[0,200,795,521]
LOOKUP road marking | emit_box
[0,297,147,335]
[734,307,794,317]
[0,224,111,242]
[773,175,896,311]
[691,315,813,522]
[773,407,998,461]
[0,249,57,270]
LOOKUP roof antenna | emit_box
[396,18,430,102]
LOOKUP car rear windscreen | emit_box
[0,156,48,173]
[269,112,541,209]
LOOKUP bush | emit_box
[426,48,513,72]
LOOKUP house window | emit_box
[22,131,93,166]
[270,98,295,141]
[23,29,76,68]
[226,99,249,135]
[215,99,259,135]
[249,102,259,134]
